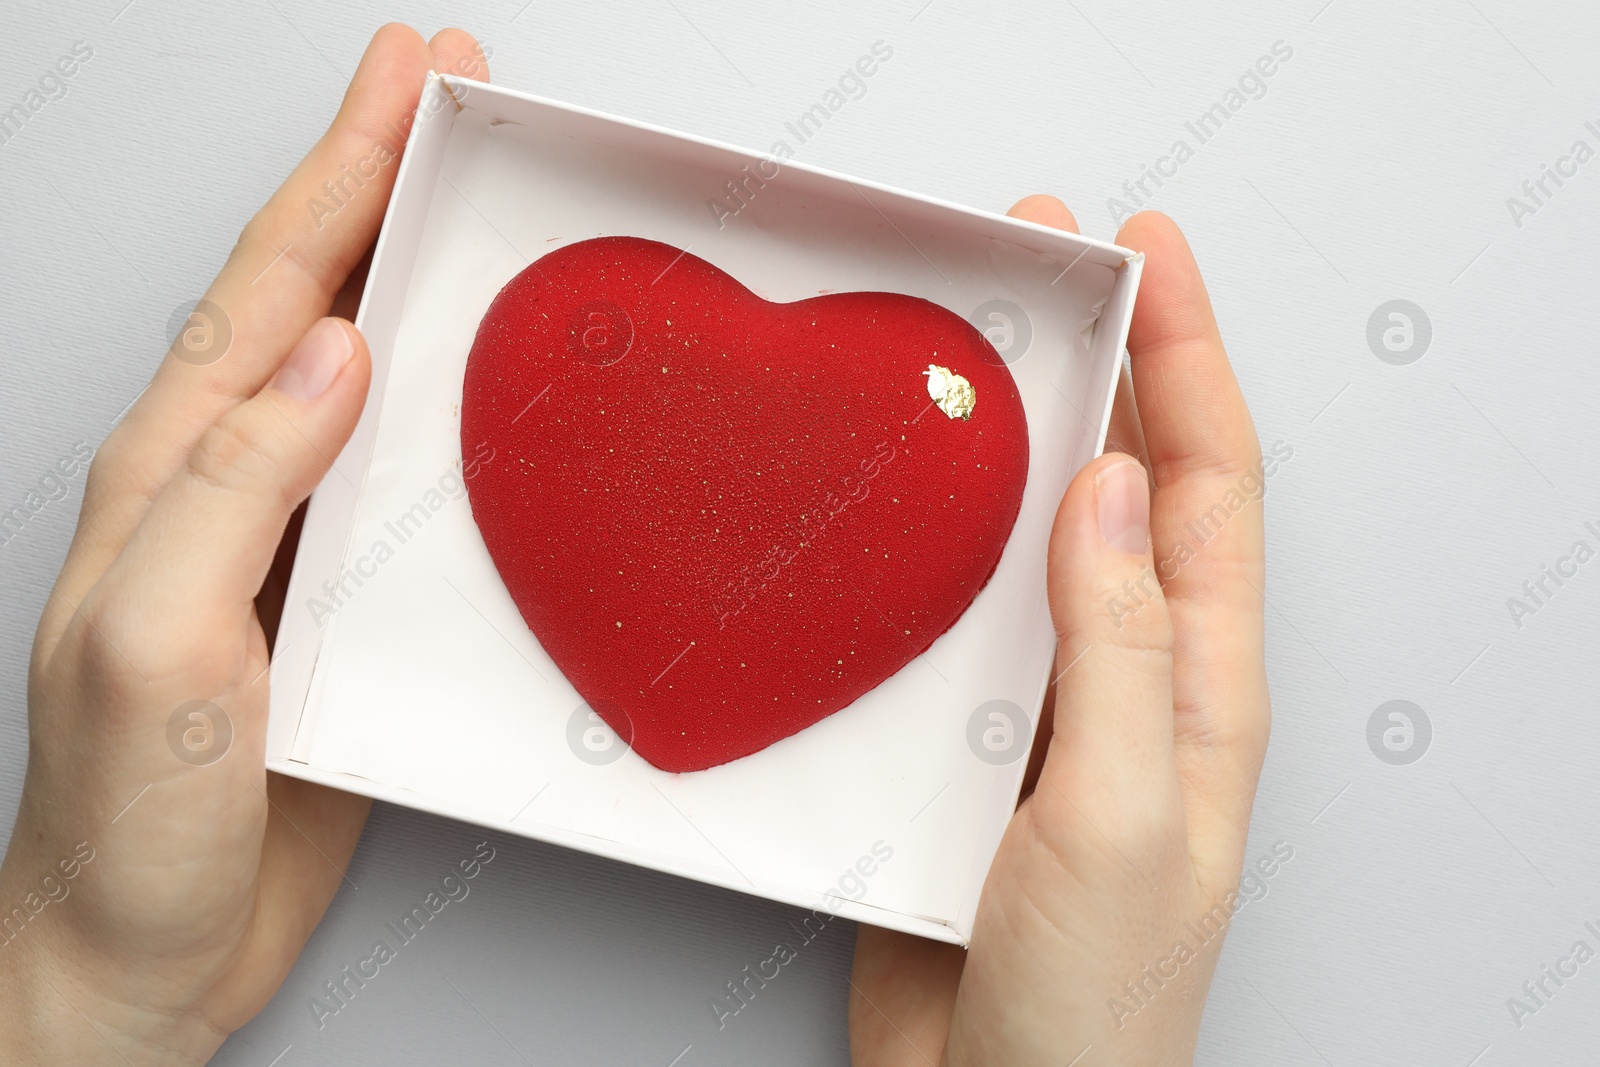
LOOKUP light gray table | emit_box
[4,1,1596,1063]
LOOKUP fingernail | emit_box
[1096,458,1150,555]
[270,318,354,401]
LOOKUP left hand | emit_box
[0,25,488,1066]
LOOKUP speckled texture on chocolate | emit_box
[461,237,1029,772]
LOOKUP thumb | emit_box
[1038,452,1180,816]
[91,317,371,663]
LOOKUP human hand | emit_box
[0,25,488,1066]
[849,201,1271,1066]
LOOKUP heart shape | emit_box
[461,237,1029,772]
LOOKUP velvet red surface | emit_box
[461,237,1028,772]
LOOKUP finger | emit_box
[1116,211,1260,493]
[1036,453,1179,830]
[64,25,433,602]
[86,319,371,677]
[1006,192,1078,233]
[1114,211,1268,875]
[428,27,492,82]
[848,926,963,1066]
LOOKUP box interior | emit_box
[269,74,1140,944]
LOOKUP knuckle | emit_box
[72,593,150,697]
[1117,809,1187,870]
[229,211,297,288]
[186,410,294,509]
[1031,789,1183,884]
[1151,444,1266,497]
[76,588,240,695]
[233,212,266,263]
[1232,695,1274,766]
[1105,606,1175,657]
[80,443,114,504]
[78,434,151,517]
[1058,565,1176,654]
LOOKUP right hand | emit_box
[850,202,1272,1067]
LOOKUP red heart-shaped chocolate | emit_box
[461,237,1028,772]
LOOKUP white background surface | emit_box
[2,1,1597,1064]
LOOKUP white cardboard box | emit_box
[267,72,1142,945]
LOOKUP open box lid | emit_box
[267,73,1141,945]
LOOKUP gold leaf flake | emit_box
[924,364,975,420]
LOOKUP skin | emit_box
[0,25,490,1065]
[0,25,1268,1067]
[848,202,1270,1065]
